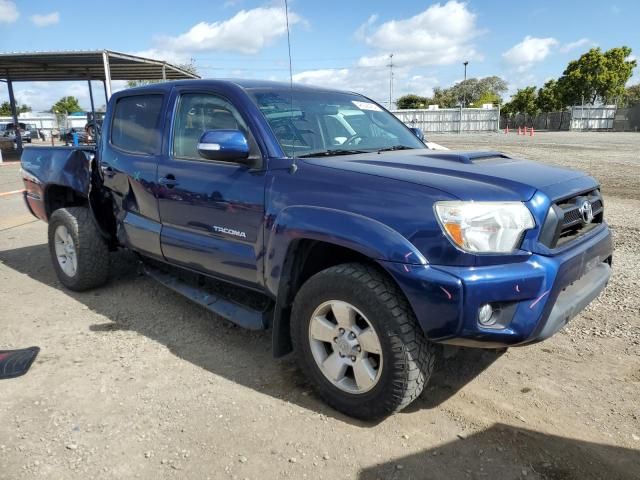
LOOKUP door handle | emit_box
[100,164,115,178]
[159,174,179,188]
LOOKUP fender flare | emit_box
[265,206,428,357]
[264,205,427,295]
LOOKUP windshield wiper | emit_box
[297,149,369,158]
[376,145,415,153]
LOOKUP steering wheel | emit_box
[344,133,368,146]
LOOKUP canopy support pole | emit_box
[7,78,23,155]
[102,80,108,105]
[102,50,112,100]
[88,79,96,116]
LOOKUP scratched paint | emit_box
[529,290,550,309]
[439,286,452,300]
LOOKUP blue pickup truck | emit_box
[20,80,612,419]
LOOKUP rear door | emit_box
[101,92,166,259]
[156,87,266,288]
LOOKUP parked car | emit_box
[3,122,35,143]
[20,80,612,419]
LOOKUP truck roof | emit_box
[122,78,352,95]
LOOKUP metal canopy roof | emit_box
[0,50,200,81]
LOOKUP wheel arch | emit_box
[43,183,88,220]
[42,164,117,248]
[266,206,426,358]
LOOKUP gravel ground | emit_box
[0,132,639,480]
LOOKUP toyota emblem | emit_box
[579,200,594,224]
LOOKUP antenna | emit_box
[388,53,394,109]
[284,0,297,174]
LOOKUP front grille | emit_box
[539,189,604,248]
[562,208,582,226]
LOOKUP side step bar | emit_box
[143,264,271,330]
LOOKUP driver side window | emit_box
[173,93,248,160]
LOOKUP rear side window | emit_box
[111,95,163,154]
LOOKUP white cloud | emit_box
[354,14,378,41]
[291,2,476,106]
[356,1,482,67]
[502,36,558,72]
[152,7,300,57]
[293,67,437,107]
[0,0,18,23]
[0,80,130,113]
[559,38,594,54]
[30,11,60,27]
[132,48,191,66]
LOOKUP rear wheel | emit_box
[291,263,435,419]
[48,207,110,291]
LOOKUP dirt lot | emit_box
[0,132,639,480]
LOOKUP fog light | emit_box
[478,304,495,326]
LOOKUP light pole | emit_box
[463,61,469,108]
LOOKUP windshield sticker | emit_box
[352,101,382,112]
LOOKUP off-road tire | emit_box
[291,263,435,420]
[48,207,109,291]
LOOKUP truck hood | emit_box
[303,149,592,201]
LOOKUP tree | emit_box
[51,96,82,114]
[126,62,199,88]
[0,102,31,116]
[471,91,502,107]
[502,87,539,116]
[557,47,637,106]
[477,76,509,98]
[448,76,508,106]
[623,84,640,106]
[537,79,564,112]
[431,87,458,107]
[395,76,508,109]
[396,94,429,109]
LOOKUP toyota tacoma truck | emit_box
[20,80,612,419]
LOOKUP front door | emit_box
[156,89,266,288]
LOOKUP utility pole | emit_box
[388,53,394,109]
[463,61,469,108]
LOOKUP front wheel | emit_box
[48,207,110,291]
[291,263,435,419]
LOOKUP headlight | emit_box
[434,201,535,253]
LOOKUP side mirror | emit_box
[409,127,425,142]
[197,130,251,164]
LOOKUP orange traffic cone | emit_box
[530,126,534,137]
[524,126,528,135]
[517,126,522,135]
[505,126,509,134]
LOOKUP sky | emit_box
[1,0,639,112]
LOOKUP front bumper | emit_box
[382,224,613,348]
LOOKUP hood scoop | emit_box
[352,150,513,169]
[418,151,512,164]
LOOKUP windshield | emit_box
[248,88,424,157]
